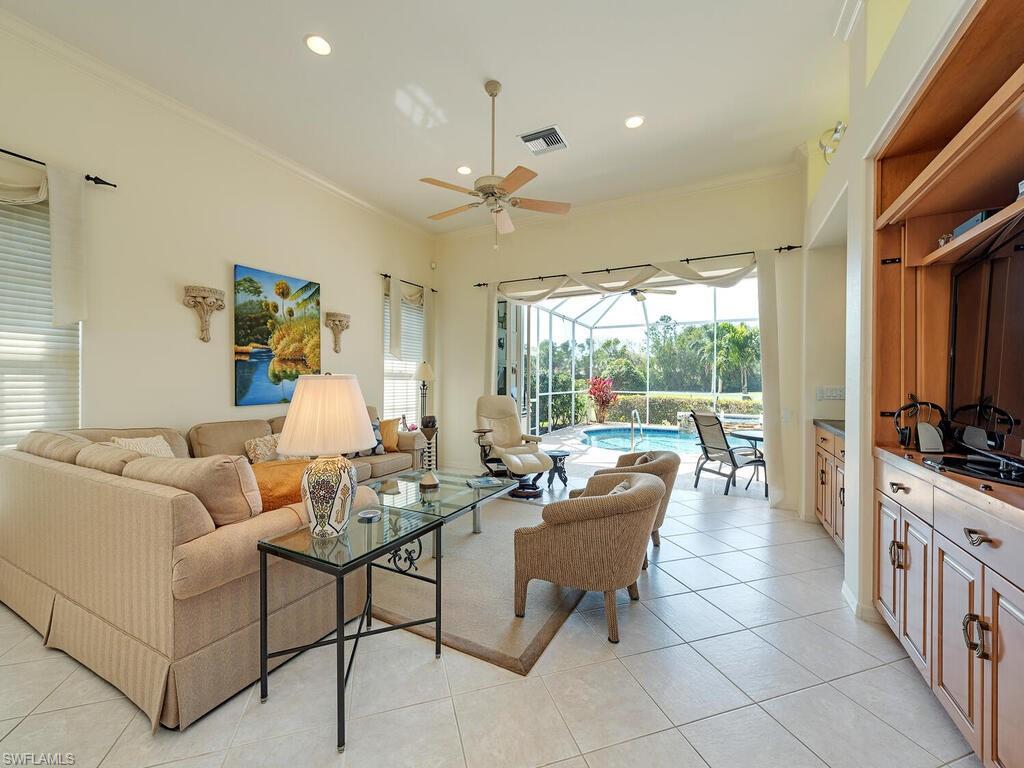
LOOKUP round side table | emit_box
[544,449,570,487]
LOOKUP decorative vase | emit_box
[300,455,358,538]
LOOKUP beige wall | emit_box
[435,171,806,486]
[0,21,434,430]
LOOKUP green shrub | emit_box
[605,393,763,425]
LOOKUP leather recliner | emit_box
[475,395,553,498]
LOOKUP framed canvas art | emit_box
[234,264,320,405]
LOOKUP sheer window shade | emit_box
[383,292,424,422]
[0,200,79,448]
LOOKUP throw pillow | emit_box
[634,452,656,466]
[608,480,631,495]
[250,458,310,510]
[75,442,143,475]
[358,419,386,457]
[111,435,175,458]
[245,433,280,464]
[123,455,262,526]
[15,430,91,463]
[380,418,401,453]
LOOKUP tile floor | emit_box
[0,471,978,768]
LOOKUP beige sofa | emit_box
[0,410,423,731]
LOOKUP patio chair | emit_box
[691,411,767,497]
[514,473,665,643]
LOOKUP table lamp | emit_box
[413,361,434,421]
[277,374,375,538]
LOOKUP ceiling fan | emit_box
[419,80,571,238]
[625,287,676,302]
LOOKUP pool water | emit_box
[583,426,702,453]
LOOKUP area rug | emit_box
[369,498,583,675]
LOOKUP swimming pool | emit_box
[583,426,702,453]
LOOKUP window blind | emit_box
[383,292,424,422]
[0,200,80,448]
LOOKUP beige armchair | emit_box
[514,473,666,643]
[593,451,680,554]
[476,395,553,498]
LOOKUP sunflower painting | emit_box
[234,264,320,405]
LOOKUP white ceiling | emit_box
[0,1,848,232]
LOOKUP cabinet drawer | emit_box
[934,487,1024,587]
[815,427,835,454]
[833,435,846,461]
[875,458,933,524]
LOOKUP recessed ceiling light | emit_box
[625,115,645,129]
[457,166,472,175]
[304,35,332,56]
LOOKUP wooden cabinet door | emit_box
[833,460,845,544]
[823,452,836,534]
[932,533,983,754]
[983,569,1024,768]
[814,447,827,526]
[901,509,932,681]
[815,447,834,535]
[874,491,901,634]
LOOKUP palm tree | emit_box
[289,281,320,314]
[273,280,291,320]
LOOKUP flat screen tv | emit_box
[948,218,1024,455]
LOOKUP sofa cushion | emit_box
[244,433,280,464]
[16,430,91,463]
[171,506,303,599]
[268,415,286,434]
[187,420,271,458]
[351,459,372,482]
[362,452,412,478]
[110,434,176,458]
[124,455,263,526]
[251,459,309,510]
[75,442,143,475]
[72,428,190,458]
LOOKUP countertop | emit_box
[813,419,845,437]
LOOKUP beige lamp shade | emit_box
[277,374,375,457]
[413,361,435,382]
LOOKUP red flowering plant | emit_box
[587,377,618,423]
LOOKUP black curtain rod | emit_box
[0,147,118,188]
[472,249,760,288]
[379,273,438,293]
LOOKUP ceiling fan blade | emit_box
[512,197,571,215]
[493,208,515,234]
[420,177,477,196]
[499,166,538,194]
[643,288,677,295]
[427,204,476,221]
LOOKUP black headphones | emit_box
[893,397,947,449]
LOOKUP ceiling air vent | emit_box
[518,125,568,155]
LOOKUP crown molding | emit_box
[438,163,801,241]
[0,10,430,237]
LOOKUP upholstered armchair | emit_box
[514,473,666,643]
[593,451,680,555]
[476,395,553,498]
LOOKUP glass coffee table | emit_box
[258,505,443,753]
[367,470,517,556]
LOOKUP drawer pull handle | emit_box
[819,469,826,486]
[839,487,845,508]
[820,436,828,443]
[840,449,845,458]
[962,613,988,659]
[889,482,910,495]
[963,528,992,547]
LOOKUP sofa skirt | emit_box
[0,555,366,730]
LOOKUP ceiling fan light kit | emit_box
[419,79,571,244]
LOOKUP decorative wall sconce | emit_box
[325,312,351,353]
[818,121,847,165]
[183,285,225,343]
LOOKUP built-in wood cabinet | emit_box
[874,449,1024,766]
[984,569,1024,768]
[933,531,984,756]
[813,424,844,549]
